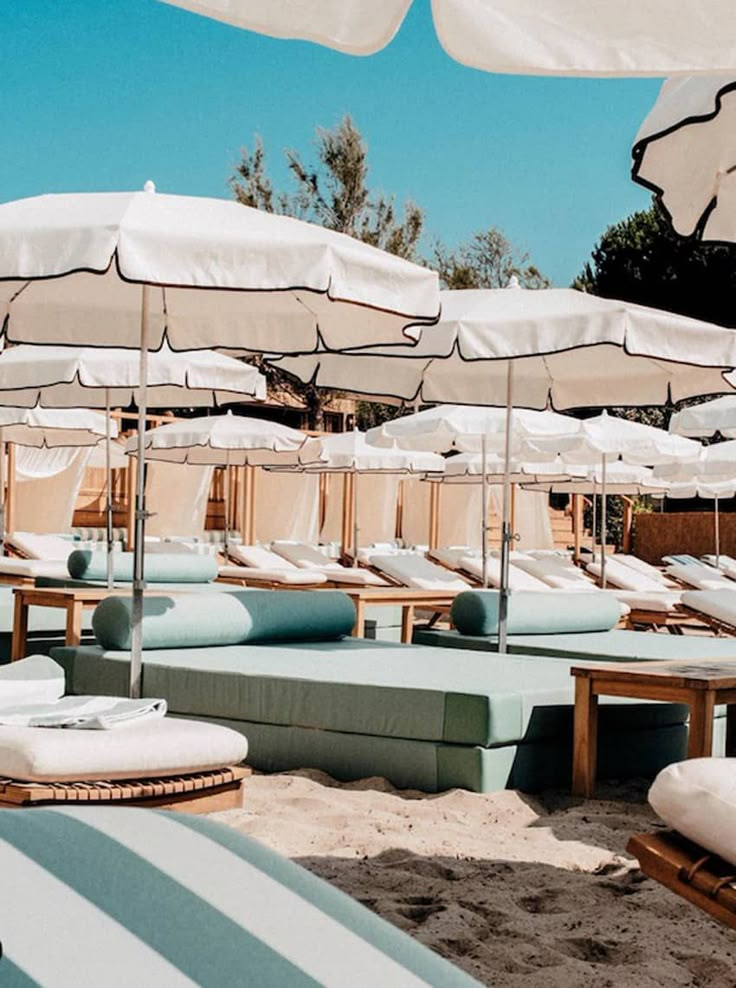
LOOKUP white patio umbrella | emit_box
[670,395,736,438]
[654,439,736,479]
[160,0,736,76]
[0,344,266,588]
[427,451,578,484]
[128,413,310,556]
[526,412,701,584]
[632,76,736,241]
[273,284,736,649]
[366,404,576,587]
[655,477,736,565]
[0,406,114,546]
[0,183,439,696]
[271,430,444,562]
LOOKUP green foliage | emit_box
[434,228,550,290]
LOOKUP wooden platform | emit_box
[0,765,249,814]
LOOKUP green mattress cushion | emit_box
[92,590,356,651]
[451,589,620,636]
[53,637,687,748]
[67,550,218,584]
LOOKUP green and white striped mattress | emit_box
[0,807,480,987]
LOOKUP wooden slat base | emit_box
[627,830,736,929]
[0,765,250,815]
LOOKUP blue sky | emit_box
[0,0,661,285]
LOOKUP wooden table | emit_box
[571,659,736,798]
[11,587,118,662]
[341,587,457,643]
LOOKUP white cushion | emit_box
[610,590,682,614]
[681,589,736,626]
[218,565,328,586]
[369,554,470,591]
[0,558,69,579]
[614,554,677,586]
[6,532,74,561]
[666,562,734,591]
[513,556,596,591]
[271,542,336,568]
[229,544,297,570]
[0,715,248,783]
[587,559,668,593]
[459,555,551,591]
[0,656,65,706]
[428,547,477,570]
[649,758,736,867]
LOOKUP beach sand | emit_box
[217,769,736,986]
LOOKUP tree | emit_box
[433,227,549,290]
[230,117,426,426]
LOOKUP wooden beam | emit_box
[573,494,583,562]
[622,497,634,554]
[126,450,137,551]
[5,443,15,537]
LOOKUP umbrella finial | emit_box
[506,275,521,290]
[143,180,156,194]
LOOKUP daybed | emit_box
[52,589,689,794]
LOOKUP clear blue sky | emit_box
[0,0,661,286]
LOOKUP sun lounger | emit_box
[218,544,330,588]
[270,541,389,586]
[665,561,735,591]
[0,807,481,987]
[54,590,689,794]
[612,553,681,587]
[702,554,736,580]
[367,552,472,591]
[513,555,599,591]
[628,759,736,930]
[678,589,736,634]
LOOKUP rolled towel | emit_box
[0,695,167,730]
[0,655,66,706]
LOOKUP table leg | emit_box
[65,601,84,648]
[572,677,598,798]
[352,598,365,638]
[688,690,715,759]
[401,605,415,644]
[726,705,736,757]
[11,594,28,663]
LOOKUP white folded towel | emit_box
[0,655,65,706]
[0,695,167,730]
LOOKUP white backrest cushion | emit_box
[666,562,733,590]
[369,554,469,590]
[459,555,552,591]
[272,542,339,570]
[514,556,596,591]
[7,532,75,561]
[229,544,297,570]
[586,559,666,592]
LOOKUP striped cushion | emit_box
[0,808,481,986]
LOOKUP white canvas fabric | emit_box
[368,553,470,591]
[217,564,328,586]
[273,288,736,409]
[670,395,736,439]
[633,78,736,242]
[0,656,65,707]
[254,470,320,544]
[0,696,167,731]
[586,559,672,593]
[655,440,736,480]
[666,562,734,591]
[0,187,439,353]
[0,716,248,782]
[298,430,444,473]
[131,413,308,466]
[145,462,214,538]
[649,758,736,868]
[523,460,669,496]
[0,344,265,408]
[6,532,76,560]
[160,0,736,77]
[0,406,112,447]
[14,449,91,535]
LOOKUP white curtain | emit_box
[488,486,553,551]
[145,461,214,537]
[438,484,484,548]
[14,448,91,533]
[254,468,320,544]
[399,477,432,547]
[355,474,399,545]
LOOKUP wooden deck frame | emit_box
[627,830,736,930]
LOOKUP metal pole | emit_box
[223,451,230,559]
[715,493,721,567]
[498,362,515,655]
[105,390,114,590]
[481,436,489,587]
[352,471,359,567]
[0,433,4,550]
[591,479,597,555]
[130,284,150,700]
[600,454,607,588]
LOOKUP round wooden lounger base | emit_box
[0,765,250,814]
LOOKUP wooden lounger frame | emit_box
[0,765,249,814]
[678,606,736,639]
[627,830,736,929]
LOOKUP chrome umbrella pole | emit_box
[481,436,489,587]
[223,450,230,560]
[600,453,607,588]
[105,389,114,590]
[498,362,515,654]
[715,493,721,567]
[591,478,597,555]
[130,284,150,700]
[352,470,359,567]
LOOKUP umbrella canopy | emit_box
[0,406,113,447]
[297,430,444,473]
[0,185,439,353]
[632,77,736,241]
[526,411,702,465]
[160,0,736,76]
[128,413,308,466]
[0,344,266,407]
[655,440,736,479]
[273,287,736,408]
[669,395,736,438]
[366,405,576,451]
[522,460,669,496]
[426,451,577,484]
[661,478,736,498]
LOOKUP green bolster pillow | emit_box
[67,550,218,584]
[92,590,356,651]
[450,590,620,637]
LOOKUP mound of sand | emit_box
[217,771,736,986]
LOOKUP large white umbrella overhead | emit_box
[0,344,266,588]
[0,182,439,698]
[160,0,736,77]
[270,430,444,562]
[128,413,310,555]
[273,284,736,649]
[669,395,736,438]
[632,76,736,242]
